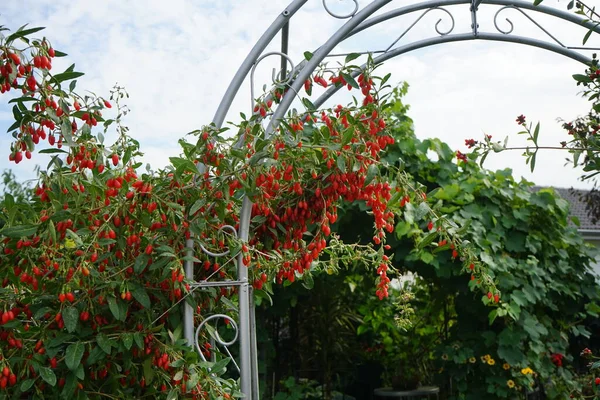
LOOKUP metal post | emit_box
[237,196,254,397]
[250,288,260,399]
[183,238,195,346]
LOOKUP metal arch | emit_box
[346,0,600,39]
[312,32,593,109]
[183,1,600,399]
[210,0,307,129]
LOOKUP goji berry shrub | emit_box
[0,25,496,399]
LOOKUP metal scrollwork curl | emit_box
[494,5,565,47]
[322,0,359,19]
[195,314,241,372]
[385,7,455,53]
[250,51,296,111]
[199,224,238,258]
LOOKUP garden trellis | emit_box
[188,0,600,398]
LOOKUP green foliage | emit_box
[338,86,600,399]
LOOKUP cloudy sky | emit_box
[1,0,599,189]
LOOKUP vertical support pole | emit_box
[250,288,260,399]
[237,196,254,397]
[470,0,480,36]
[280,22,290,79]
[184,238,195,346]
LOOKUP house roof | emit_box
[540,187,600,231]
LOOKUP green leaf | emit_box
[107,296,121,321]
[97,333,112,355]
[3,193,14,210]
[340,72,359,89]
[51,71,85,84]
[170,157,198,175]
[134,332,144,350]
[533,122,540,144]
[132,286,151,309]
[1,224,38,238]
[189,199,205,216]
[20,379,35,391]
[344,53,361,64]
[341,127,354,146]
[65,342,85,370]
[301,272,314,290]
[6,26,45,43]
[417,232,438,249]
[211,357,231,374]
[122,333,133,350]
[143,358,155,383]
[303,51,313,61]
[167,388,179,400]
[573,73,592,83]
[39,148,68,154]
[336,157,346,173]
[583,28,594,45]
[62,306,79,333]
[61,119,75,146]
[364,164,378,186]
[38,366,57,386]
[302,97,316,111]
[75,364,85,380]
[134,254,149,274]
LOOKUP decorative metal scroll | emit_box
[494,5,565,47]
[195,314,241,373]
[250,51,296,111]
[385,7,455,52]
[323,0,360,19]
[199,224,238,258]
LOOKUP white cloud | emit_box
[0,0,597,190]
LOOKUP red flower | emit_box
[464,138,477,148]
[456,151,468,163]
[551,353,564,367]
[516,115,526,124]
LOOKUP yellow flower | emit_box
[481,354,490,363]
[469,357,476,364]
[521,367,533,375]
[441,354,448,360]
[64,238,76,249]
[487,358,496,366]
[507,380,515,389]
[503,363,510,370]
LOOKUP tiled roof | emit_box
[536,187,600,231]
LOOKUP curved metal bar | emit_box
[265,0,394,137]
[384,7,455,53]
[323,0,359,19]
[313,32,592,110]
[211,0,307,129]
[494,5,566,48]
[250,52,296,111]
[195,314,241,372]
[346,0,600,40]
[198,224,238,258]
